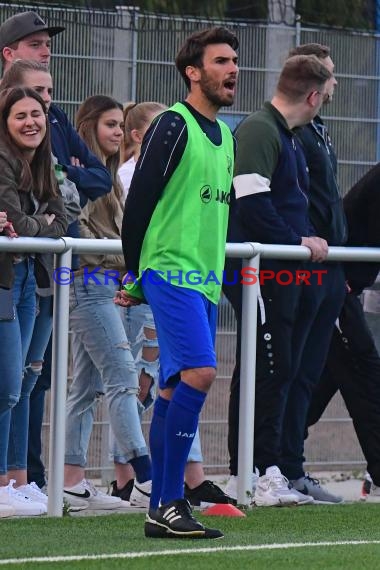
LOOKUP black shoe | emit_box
[110,479,134,502]
[185,480,237,506]
[144,498,223,539]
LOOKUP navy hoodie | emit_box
[49,104,112,267]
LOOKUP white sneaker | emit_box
[225,470,259,502]
[0,481,46,516]
[0,504,15,518]
[63,479,122,510]
[253,466,299,507]
[129,479,151,508]
[17,482,48,505]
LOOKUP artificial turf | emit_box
[1,504,380,569]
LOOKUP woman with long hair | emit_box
[0,87,67,517]
[108,101,165,501]
[63,95,152,511]
[119,102,166,199]
[1,60,81,491]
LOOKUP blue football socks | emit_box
[149,395,169,509]
[160,381,206,505]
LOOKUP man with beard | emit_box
[278,44,347,503]
[224,54,331,507]
[118,27,238,539]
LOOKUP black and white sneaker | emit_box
[144,498,223,539]
[129,479,151,508]
[110,479,134,502]
[63,479,122,510]
[185,480,237,507]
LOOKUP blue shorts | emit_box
[142,270,217,389]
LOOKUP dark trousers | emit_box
[307,292,380,486]
[223,258,302,475]
[280,262,346,480]
[27,336,52,488]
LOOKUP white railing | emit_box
[1,236,380,515]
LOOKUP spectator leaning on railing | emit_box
[223,54,331,507]
[62,95,153,512]
[0,10,113,492]
[279,43,347,505]
[0,86,67,518]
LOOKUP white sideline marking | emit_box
[1,540,380,565]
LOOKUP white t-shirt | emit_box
[118,157,137,203]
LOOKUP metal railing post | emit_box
[47,244,72,516]
[2,237,380,509]
[237,248,260,505]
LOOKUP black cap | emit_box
[0,11,65,51]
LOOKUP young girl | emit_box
[120,104,166,407]
[119,102,166,201]
[110,102,165,500]
[0,87,67,516]
[63,95,152,510]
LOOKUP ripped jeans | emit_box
[112,304,203,464]
[122,304,159,411]
[24,295,53,386]
[0,259,36,474]
[25,295,53,486]
[65,276,148,467]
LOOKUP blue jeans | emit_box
[25,295,53,379]
[112,304,203,464]
[122,304,159,411]
[0,259,37,474]
[26,296,54,487]
[27,337,52,487]
[65,276,148,466]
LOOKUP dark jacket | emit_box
[228,102,313,246]
[49,104,111,207]
[343,163,380,293]
[49,104,112,268]
[0,148,68,289]
[295,116,347,246]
